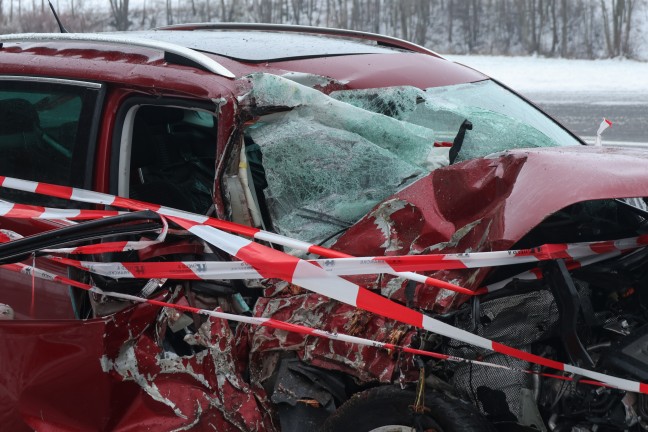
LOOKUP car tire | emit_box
[319,385,492,432]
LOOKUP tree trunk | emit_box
[549,0,557,54]
[601,0,613,57]
[414,0,430,46]
[166,0,173,25]
[447,0,453,44]
[400,0,409,40]
[614,0,624,56]
[141,0,147,26]
[622,0,634,56]
[374,0,380,33]
[560,0,567,56]
[109,0,131,30]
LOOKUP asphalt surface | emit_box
[526,91,648,145]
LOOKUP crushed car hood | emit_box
[332,145,648,310]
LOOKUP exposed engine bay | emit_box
[435,198,648,431]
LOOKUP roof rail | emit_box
[156,23,445,59]
[0,33,235,79]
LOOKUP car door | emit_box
[0,76,104,319]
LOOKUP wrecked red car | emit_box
[2,24,648,432]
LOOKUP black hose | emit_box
[0,210,161,264]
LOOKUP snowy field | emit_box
[447,55,648,98]
[446,55,648,145]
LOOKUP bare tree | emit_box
[459,0,479,53]
[109,0,130,30]
[2,0,646,60]
[601,0,636,57]
[227,0,240,21]
[414,0,430,46]
[447,0,454,44]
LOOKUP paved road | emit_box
[525,91,648,145]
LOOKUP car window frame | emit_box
[0,75,105,194]
[109,96,220,201]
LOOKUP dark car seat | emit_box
[0,98,42,181]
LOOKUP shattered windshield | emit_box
[330,80,581,161]
[244,75,580,246]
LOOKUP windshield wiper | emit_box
[449,119,473,164]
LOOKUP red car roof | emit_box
[0,28,487,95]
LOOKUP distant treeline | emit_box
[1,0,645,59]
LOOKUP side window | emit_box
[118,104,218,215]
[0,79,101,207]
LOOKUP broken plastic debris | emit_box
[0,303,14,320]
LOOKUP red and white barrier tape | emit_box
[50,243,632,284]
[2,176,648,393]
[169,216,648,394]
[0,200,124,220]
[0,204,169,254]
[41,240,164,254]
[0,176,471,294]
[483,251,624,292]
[42,209,170,254]
[0,229,24,242]
[1,198,645,288]
[1,227,168,256]
[0,260,621,392]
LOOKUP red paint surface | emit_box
[332,146,648,311]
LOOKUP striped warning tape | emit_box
[0,260,620,392]
[169,215,648,394]
[0,176,471,294]
[41,240,164,254]
[0,198,644,287]
[0,229,24,242]
[482,250,624,292]
[0,204,169,254]
[0,200,124,220]
[1,176,647,393]
[49,242,633,283]
[0,228,155,254]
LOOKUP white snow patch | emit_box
[447,55,648,99]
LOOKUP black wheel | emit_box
[320,385,492,432]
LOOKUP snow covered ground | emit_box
[446,55,648,145]
[447,55,648,101]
